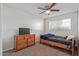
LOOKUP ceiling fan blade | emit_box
[39,11,46,14]
[49,3,56,9]
[50,9,59,11]
[38,7,47,10]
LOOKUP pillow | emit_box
[66,35,75,40]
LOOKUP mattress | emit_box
[40,35,72,45]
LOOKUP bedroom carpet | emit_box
[3,43,71,56]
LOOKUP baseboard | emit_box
[3,40,40,52]
[3,48,14,52]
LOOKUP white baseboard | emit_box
[3,48,14,52]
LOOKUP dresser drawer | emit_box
[15,34,35,51]
[16,42,27,50]
[15,35,27,51]
[40,39,67,49]
[28,38,34,41]
[28,41,35,46]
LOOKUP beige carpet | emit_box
[3,43,71,56]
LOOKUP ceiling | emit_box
[3,3,79,19]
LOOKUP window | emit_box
[49,18,71,30]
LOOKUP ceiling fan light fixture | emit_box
[46,10,50,13]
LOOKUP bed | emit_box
[40,34,76,55]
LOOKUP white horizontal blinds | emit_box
[49,18,71,30]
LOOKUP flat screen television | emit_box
[19,28,30,35]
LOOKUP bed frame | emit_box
[40,38,76,56]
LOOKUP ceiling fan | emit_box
[38,3,59,14]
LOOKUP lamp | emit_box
[46,10,50,13]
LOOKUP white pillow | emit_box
[67,35,75,40]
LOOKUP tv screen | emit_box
[19,28,30,35]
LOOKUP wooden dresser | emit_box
[14,34,35,51]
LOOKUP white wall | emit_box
[0,4,2,55]
[2,5,44,51]
[45,11,78,36]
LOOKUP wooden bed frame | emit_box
[40,38,76,56]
